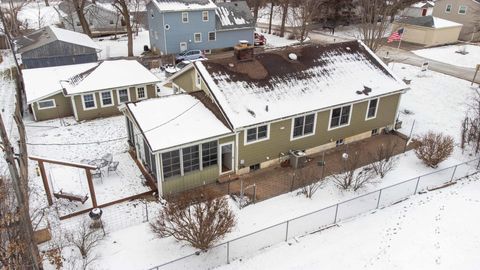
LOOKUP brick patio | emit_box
[167,132,415,203]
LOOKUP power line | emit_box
[25,101,201,146]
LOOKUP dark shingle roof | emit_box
[398,16,436,27]
[215,1,254,30]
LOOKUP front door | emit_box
[421,8,427,16]
[180,42,187,52]
[220,142,234,174]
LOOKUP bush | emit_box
[150,191,236,250]
[414,132,454,168]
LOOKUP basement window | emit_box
[249,163,260,172]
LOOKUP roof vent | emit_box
[247,109,256,117]
[265,105,269,112]
[288,53,298,61]
[346,46,351,51]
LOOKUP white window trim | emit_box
[81,93,97,111]
[37,99,56,110]
[328,104,353,131]
[182,12,188,23]
[100,90,114,107]
[458,5,467,14]
[202,11,209,22]
[244,124,270,145]
[219,141,235,175]
[136,85,148,100]
[194,32,202,43]
[117,88,130,104]
[445,4,452,13]
[290,113,317,141]
[208,31,216,41]
[172,83,180,94]
[195,71,202,88]
[365,98,379,121]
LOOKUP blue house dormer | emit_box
[147,0,254,55]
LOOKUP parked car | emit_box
[254,32,266,46]
[165,58,206,76]
[175,50,205,63]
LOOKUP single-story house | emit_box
[122,40,409,196]
[393,16,463,46]
[16,26,101,69]
[23,59,161,122]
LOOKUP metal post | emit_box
[333,204,339,223]
[285,220,289,242]
[404,120,415,153]
[145,203,149,222]
[253,184,257,204]
[414,176,421,194]
[227,241,230,264]
[240,180,243,209]
[450,165,458,182]
[376,189,382,209]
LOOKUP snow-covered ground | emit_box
[257,4,300,28]
[219,175,480,270]
[257,29,310,48]
[63,63,479,269]
[413,44,480,69]
[17,1,61,30]
[94,29,150,59]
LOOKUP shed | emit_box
[16,26,101,69]
[392,16,463,46]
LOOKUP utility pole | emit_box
[0,113,42,269]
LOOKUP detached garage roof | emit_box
[397,16,462,29]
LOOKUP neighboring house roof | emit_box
[194,41,408,129]
[150,0,217,12]
[57,0,116,16]
[411,1,434,8]
[126,94,232,152]
[215,1,255,30]
[23,60,160,103]
[16,26,100,53]
[397,15,463,28]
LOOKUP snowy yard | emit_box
[413,44,480,69]
[17,1,62,30]
[60,63,480,269]
[256,28,310,48]
[94,30,150,60]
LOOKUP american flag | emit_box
[387,28,404,43]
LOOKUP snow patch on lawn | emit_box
[94,29,150,59]
[413,44,480,69]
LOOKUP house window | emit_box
[162,150,181,179]
[250,163,260,171]
[82,94,96,110]
[136,87,146,100]
[458,5,467,14]
[445,4,452,13]
[246,125,269,144]
[118,89,129,103]
[109,20,114,24]
[208,31,216,41]
[202,11,209,21]
[150,9,154,18]
[37,99,55,110]
[330,105,351,129]
[372,128,379,136]
[100,91,113,107]
[182,145,200,173]
[195,72,201,88]
[182,12,188,23]
[292,113,315,138]
[194,33,202,43]
[202,141,217,168]
[336,139,344,147]
[366,98,378,120]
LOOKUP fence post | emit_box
[145,203,149,222]
[376,189,382,209]
[450,165,458,181]
[477,158,480,170]
[414,176,421,194]
[285,220,289,242]
[227,241,230,264]
[333,204,339,223]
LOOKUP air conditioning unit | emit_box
[289,150,307,169]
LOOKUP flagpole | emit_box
[397,28,404,51]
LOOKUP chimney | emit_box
[234,40,254,61]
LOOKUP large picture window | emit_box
[292,113,315,138]
[162,150,181,179]
[82,94,96,110]
[330,105,351,129]
[246,125,268,143]
[182,145,200,173]
[366,98,378,119]
[202,141,217,168]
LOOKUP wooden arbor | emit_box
[29,155,98,207]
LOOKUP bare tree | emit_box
[278,0,289,37]
[369,140,398,178]
[267,0,275,34]
[414,132,454,168]
[249,0,265,24]
[291,0,324,43]
[296,165,325,198]
[65,219,105,270]
[71,0,92,37]
[150,191,236,251]
[0,0,28,37]
[331,152,377,191]
[461,90,480,154]
[112,0,134,57]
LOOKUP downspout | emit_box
[162,12,167,54]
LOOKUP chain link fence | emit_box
[148,158,479,270]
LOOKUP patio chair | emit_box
[102,153,113,165]
[92,169,103,183]
[108,161,119,175]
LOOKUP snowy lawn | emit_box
[26,116,150,215]
[219,175,480,270]
[94,29,150,60]
[17,1,61,30]
[413,44,480,69]
[256,28,310,48]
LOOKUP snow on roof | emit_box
[23,62,99,104]
[432,17,463,28]
[196,41,408,129]
[63,60,161,95]
[152,0,217,12]
[127,94,232,152]
[215,2,254,30]
[411,1,434,8]
[398,16,462,29]
[50,26,100,50]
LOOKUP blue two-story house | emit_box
[147,0,255,55]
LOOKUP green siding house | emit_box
[123,41,409,196]
[23,59,161,121]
